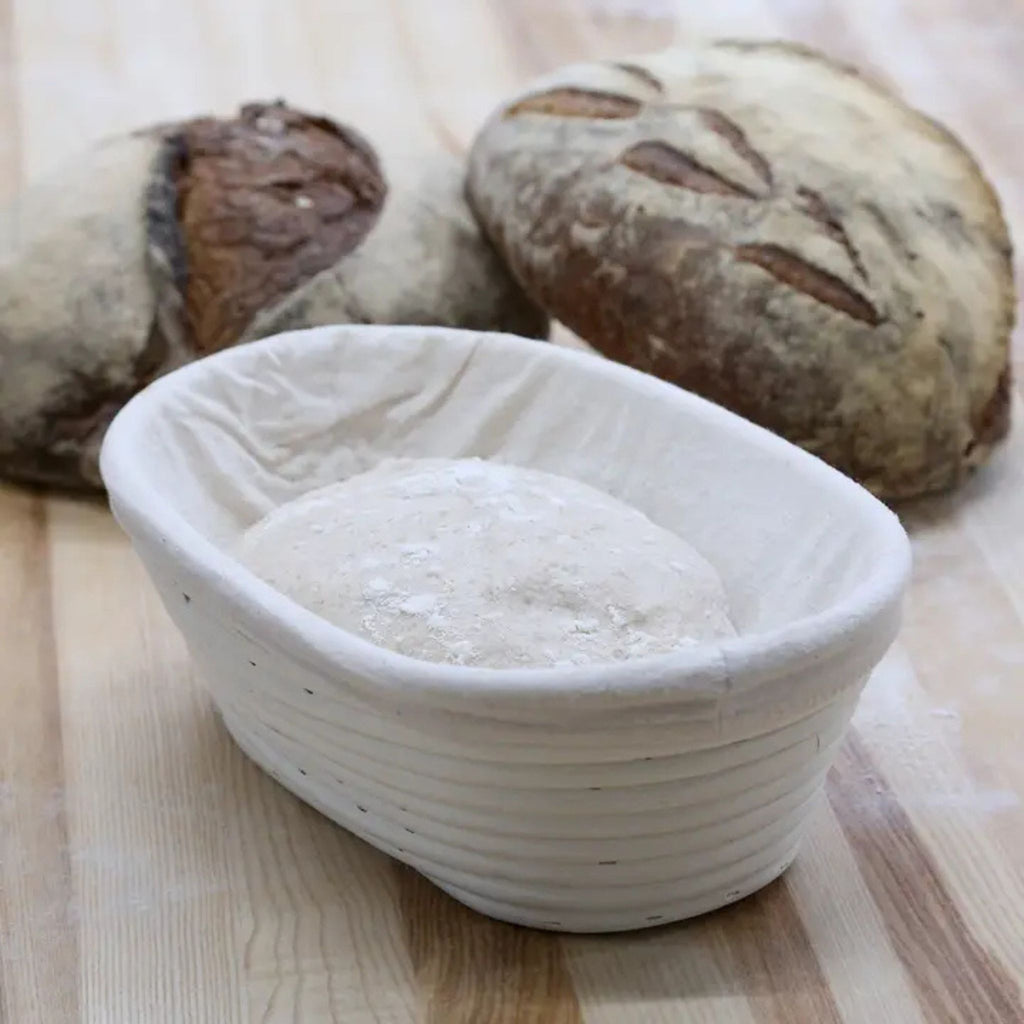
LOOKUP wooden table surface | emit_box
[2,1,1023,1021]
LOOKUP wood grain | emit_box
[784,802,925,1023]
[828,732,1023,1023]
[1,1,1023,1021]
[399,867,582,1024]
[0,491,78,1023]
[46,500,244,1022]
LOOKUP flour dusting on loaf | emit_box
[236,457,735,669]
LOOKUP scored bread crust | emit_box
[467,39,1015,499]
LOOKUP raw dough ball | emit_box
[237,457,735,669]
[466,40,1014,500]
[0,101,547,491]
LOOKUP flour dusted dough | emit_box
[237,457,735,669]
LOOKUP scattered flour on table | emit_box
[236,457,736,669]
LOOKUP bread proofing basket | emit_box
[100,325,910,932]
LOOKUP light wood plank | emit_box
[399,868,581,1024]
[784,800,925,1024]
[566,929,759,1024]
[0,488,78,1024]
[851,650,1024,986]
[47,500,243,1023]
[227,756,419,1024]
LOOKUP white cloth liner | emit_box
[130,325,895,636]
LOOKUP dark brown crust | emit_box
[0,321,170,491]
[970,364,1012,453]
[620,140,757,198]
[697,108,774,186]
[734,244,881,325]
[611,62,665,94]
[490,191,843,453]
[504,88,642,120]
[862,201,912,256]
[171,101,386,354]
[145,133,189,296]
[795,187,869,281]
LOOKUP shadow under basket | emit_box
[100,324,910,932]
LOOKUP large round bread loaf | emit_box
[0,101,547,491]
[466,40,1014,500]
